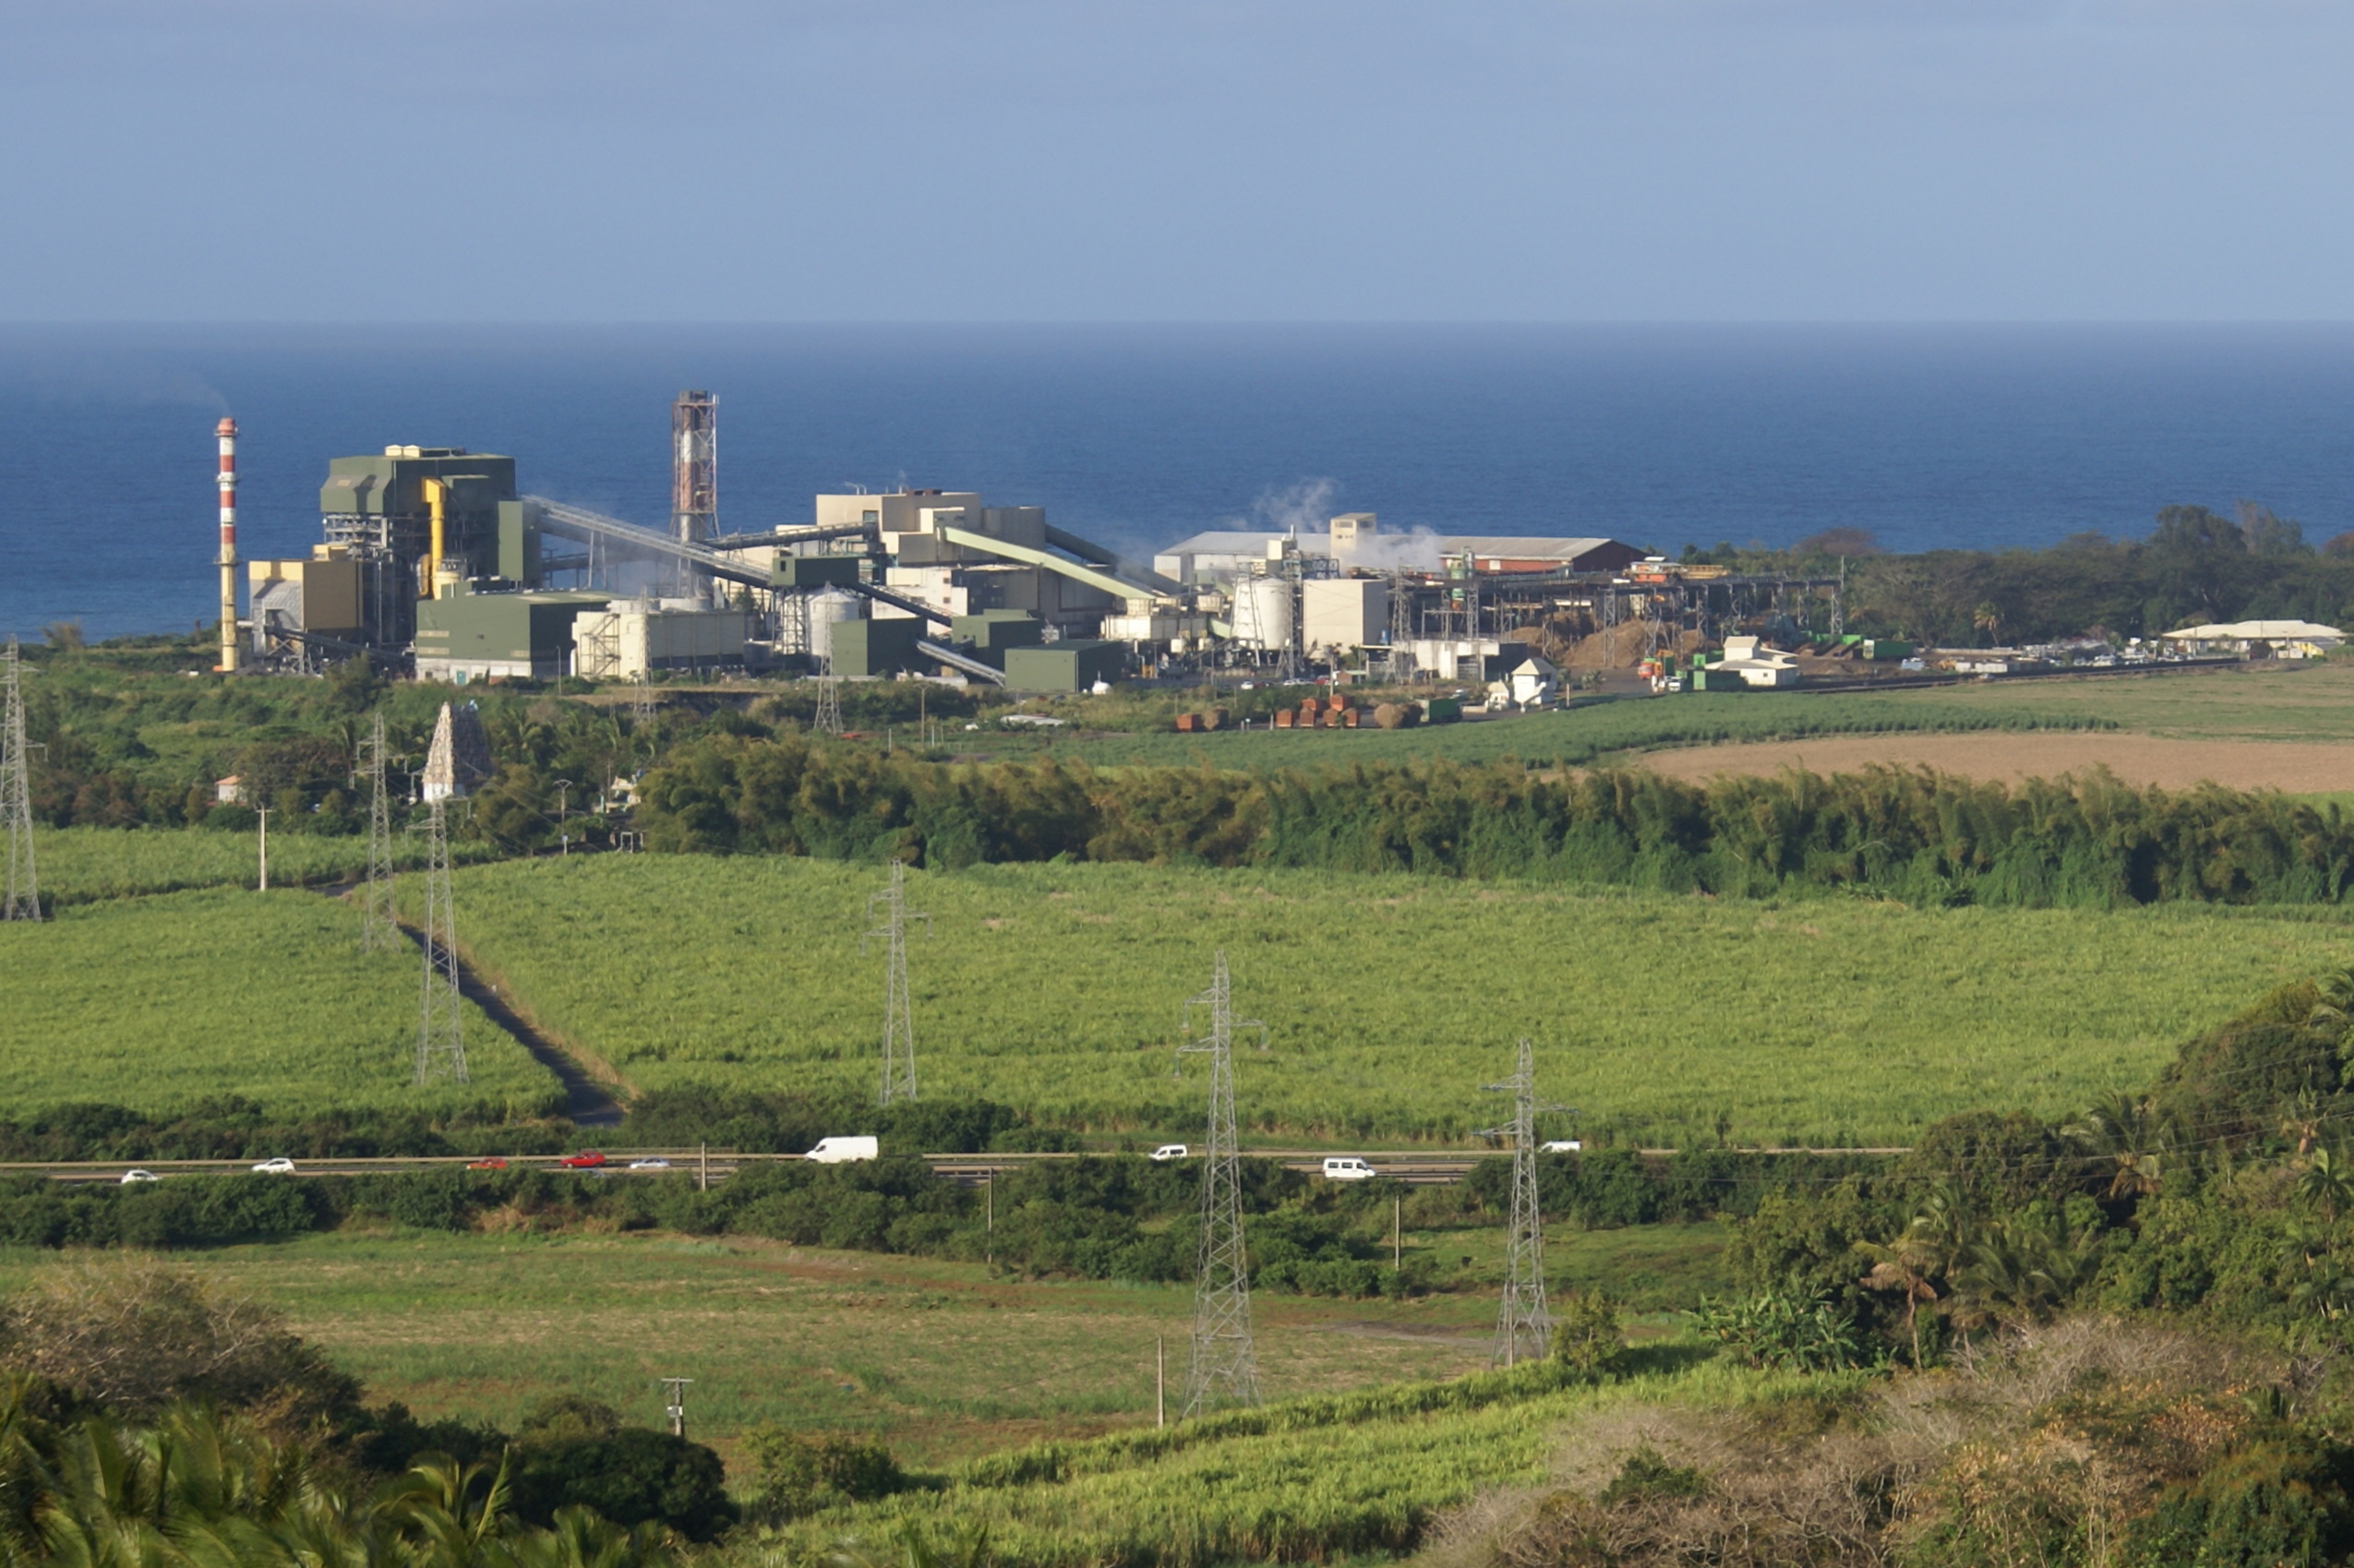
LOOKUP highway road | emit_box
[0,1145,1907,1189]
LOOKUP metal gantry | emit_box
[1481,1038,1566,1366]
[864,860,929,1106]
[1,639,37,922]
[414,799,469,1084]
[359,712,396,952]
[1180,951,1265,1416]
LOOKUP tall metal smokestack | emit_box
[215,416,241,673]
[672,390,716,602]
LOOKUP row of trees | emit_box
[639,736,2354,907]
[1686,501,2354,645]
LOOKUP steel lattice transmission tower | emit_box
[359,712,396,952]
[814,654,844,736]
[863,860,928,1105]
[414,799,469,1084]
[1180,951,1265,1416]
[1,638,38,922]
[1481,1038,1567,1366]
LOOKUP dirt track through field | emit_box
[1638,732,2354,793]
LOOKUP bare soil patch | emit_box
[1638,730,2354,792]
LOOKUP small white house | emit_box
[214,776,244,805]
[1711,637,1802,689]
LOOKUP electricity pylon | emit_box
[1481,1038,1567,1366]
[863,859,928,1105]
[814,654,844,736]
[414,799,468,1084]
[1180,951,1265,1416]
[359,712,396,952]
[1,639,38,922]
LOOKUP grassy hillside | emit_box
[0,888,562,1118]
[435,856,2354,1146]
[30,825,502,908]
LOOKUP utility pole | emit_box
[415,798,469,1084]
[554,778,572,856]
[659,1376,693,1439]
[360,713,396,952]
[863,860,928,1105]
[1156,1336,1166,1428]
[1480,1038,1566,1367]
[256,808,270,892]
[2,639,40,922]
[1180,951,1264,1417]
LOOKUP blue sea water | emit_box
[6,322,2354,643]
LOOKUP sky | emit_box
[3,0,2351,322]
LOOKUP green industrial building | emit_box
[414,589,610,682]
[830,617,927,678]
[1003,640,1123,692]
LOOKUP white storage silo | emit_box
[1233,576,1294,652]
[807,589,863,664]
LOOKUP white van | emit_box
[806,1135,880,1164]
[1539,1140,1583,1154]
[1321,1156,1376,1181]
[1150,1144,1189,1162]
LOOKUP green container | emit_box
[831,617,925,678]
[1863,639,1914,661]
[1423,697,1461,724]
[772,555,864,590]
[1003,640,1123,692]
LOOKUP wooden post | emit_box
[1156,1335,1166,1428]
[699,1142,709,1192]
[1393,1192,1401,1270]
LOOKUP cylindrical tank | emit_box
[807,589,862,663]
[1235,577,1293,652]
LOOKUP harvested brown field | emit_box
[1638,729,2354,792]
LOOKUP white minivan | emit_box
[1150,1144,1189,1162]
[1321,1156,1376,1181]
[806,1136,880,1164]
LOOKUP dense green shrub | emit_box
[636,737,2354,908]
[742,1428,907,1523]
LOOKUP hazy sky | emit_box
[5,0,2350,321]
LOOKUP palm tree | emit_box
[2063,1095,2173,1202]
[2298,1144,2354,1228]
[1856,1223,1942,1368]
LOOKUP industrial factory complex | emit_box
[209,393,1853,694]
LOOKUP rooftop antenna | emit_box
[359,712,396,952]
[1180,951,1265,1416]
[864,860,929,1106]
[1480,1038,1568,1366]
[2,639,39,921]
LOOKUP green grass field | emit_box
[968,685,2116,770]
[30,826,502,908]
[0,1215,1726,1474]
[431,856,2354,1146]
[956,660,2352,772]
[0,888,562,1117]
[0,1230,1499,1470]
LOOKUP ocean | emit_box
[6,322,2354,643]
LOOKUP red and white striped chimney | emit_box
[216,416,240,673]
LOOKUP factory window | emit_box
[862,510,879,523]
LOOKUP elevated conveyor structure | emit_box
[937,523,1177,604]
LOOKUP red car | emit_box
[465,1157,508,1171]
[557,1151,607,1169]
